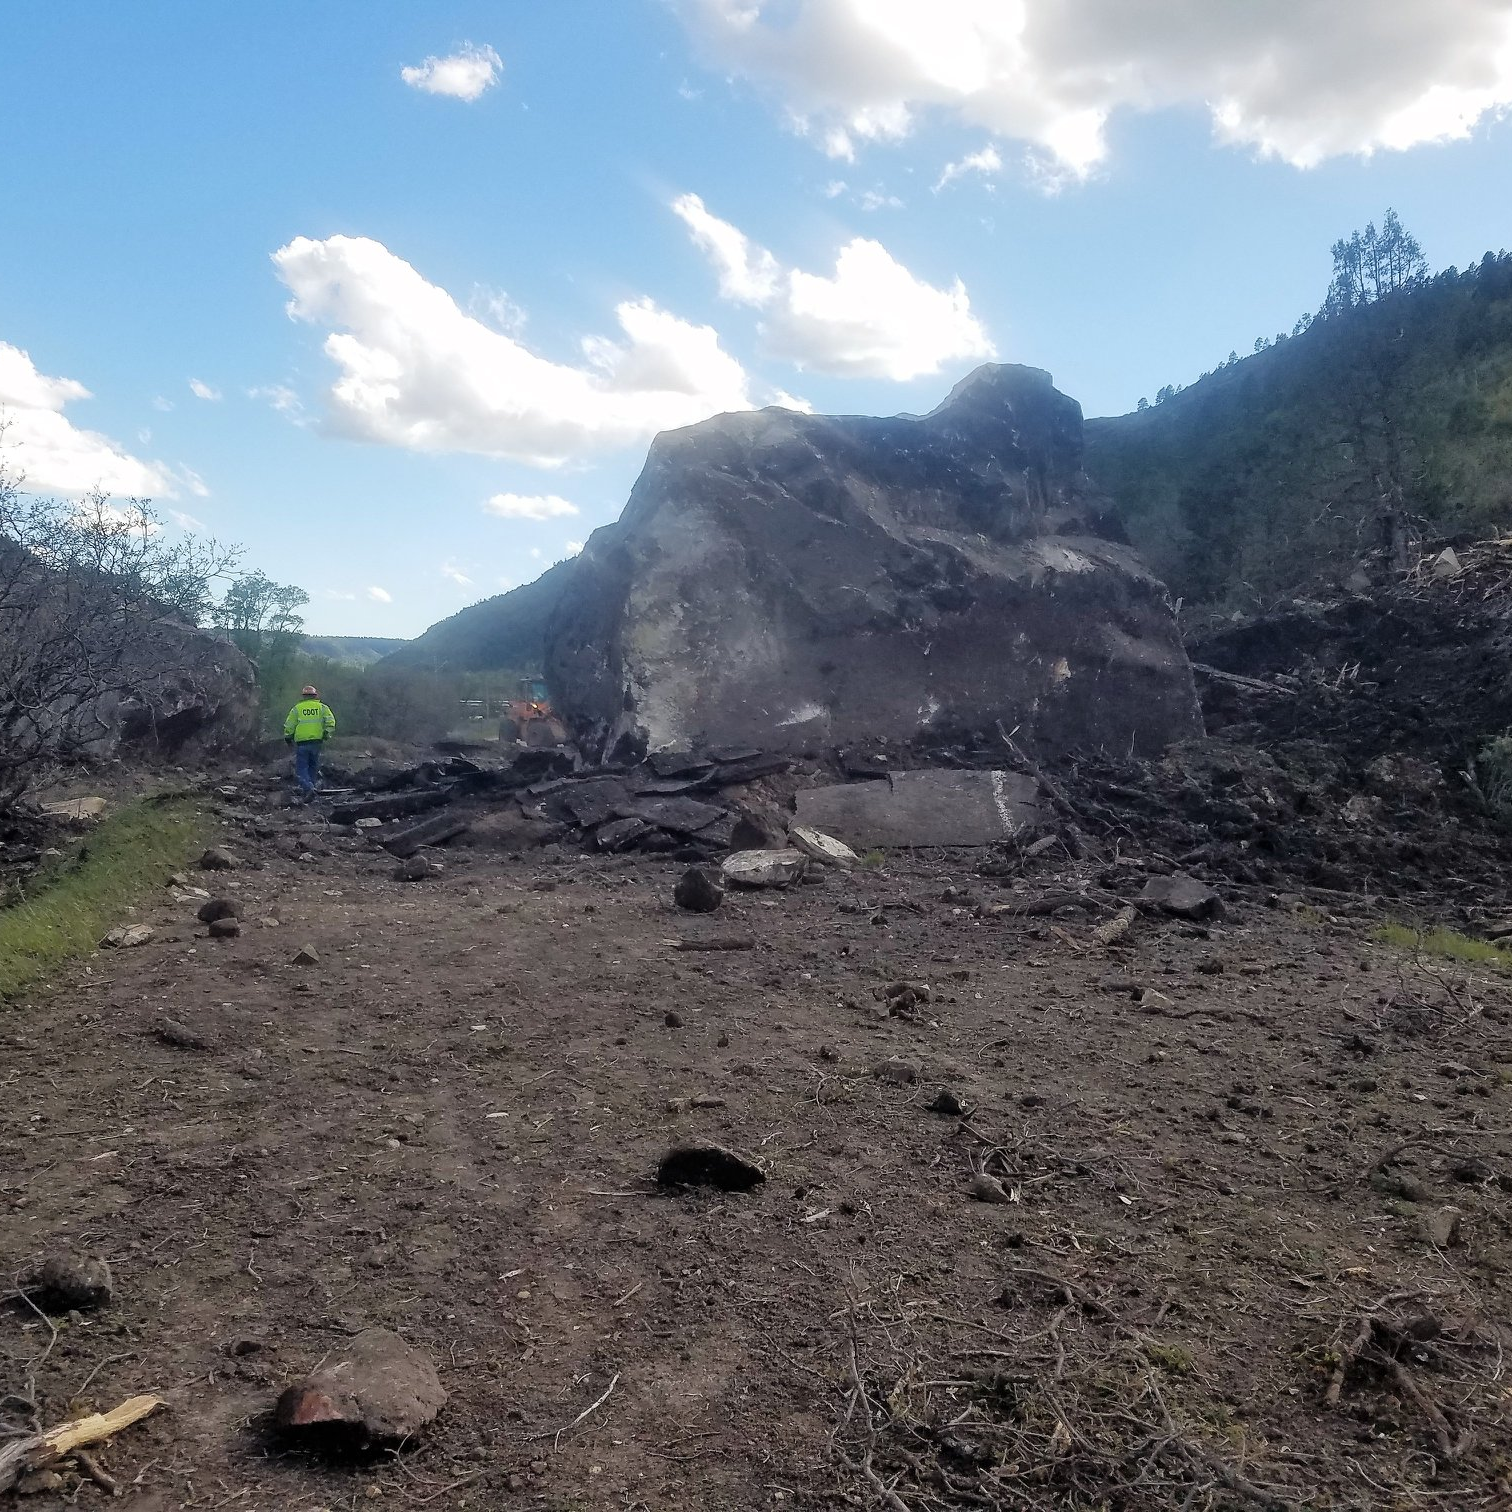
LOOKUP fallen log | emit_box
[0,1394,164,1492]
[378,813,472,859]
[1192,662,1295,696]
[331,788,453,825]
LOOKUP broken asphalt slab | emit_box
[795,769,1039,849]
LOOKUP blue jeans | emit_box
[294,741,323,793]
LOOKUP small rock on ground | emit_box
[292,945,319,966]
[874,1057,920,1085]
[197,898,241,924]
[673,867,724,913]
[30,1252,113,1310]
[929,1088,966,1116]
[1137,872,1225,921]
[968,1173,1011,1204]
[199,846,241,871]
[274,1327,446,1443]
[208,917,242,939]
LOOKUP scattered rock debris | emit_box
[673,867,724,913]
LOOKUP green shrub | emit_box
[1474,734,1512,819]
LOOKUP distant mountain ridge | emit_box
[301,634,407,666]
[378,558,577,674]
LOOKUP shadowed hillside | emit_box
[1087,247,1512,607]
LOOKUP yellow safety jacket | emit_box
[284,698,336,744]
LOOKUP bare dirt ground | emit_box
[4,790,1512,1511]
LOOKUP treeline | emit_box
[1088,218,1512,607]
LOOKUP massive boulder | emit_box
[546,364,1201,759]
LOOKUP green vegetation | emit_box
[1088,221,1512,607]
[1372,921,1512,971]
[1473,735,1512,821]
[0,795,211,999]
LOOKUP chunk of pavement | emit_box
[29,1252,113,1310]
[929,1088,966,1116]
[42,796,107,822]
[874,1057,920,1085]
[274,1327,446,1444]
[968,1173,1012,1204]
[656,1141,766,1192]
[197,897,241,924]
[99,924,154,949]
[394,855,438,882]
[722,848,808,889]
[292,945,319,966]
[1136,872,1225,921]
[789,824,859,869]
[1423,1207,1465,1249]
[199,846,241,871]
[208,917,242,939]
[795,770,1039,849]
[595,816,650,853]
[673,867,724,914]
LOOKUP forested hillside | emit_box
[1088,230,1512,607]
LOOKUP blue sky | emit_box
[3,1,1511,636]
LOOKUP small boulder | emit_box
[394,855,437,882]
[274,1327,446,1444]
[208,917,243,940]
[1423,1207,1465,1249]
[1137,872,1225,922]
[199,846,241,871]
[292,945,319,966]
[30,1252,113,1311]
[968,1173,1011,1204]
[722,848,808,889]
[874,1057,920,1085]
[789,824,858,869]
[729,805,787,851]
[929,1088,966,1116]
[673,867,724,914]
[656,1141,765,1192]
[197,898,241,924]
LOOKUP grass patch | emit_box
[1372,921,1512,971]
[0,794,212,1000]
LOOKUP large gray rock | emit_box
[547,364,1200,761]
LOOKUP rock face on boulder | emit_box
[546,364,1201,759]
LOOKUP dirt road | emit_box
[3,800,1510,1509]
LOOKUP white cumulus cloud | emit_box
[935,144,1003,191]
[367,585,393,603]
[671,193,781,303]
[272,235,755,466]
[400,42,502,102]
[441,560,474,587]
[564,539,585,555]
[0,341,174,497]
[484,492,580,521]
[672,0,1512,174]
[674,198,994,381]
[188,378,221,401]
